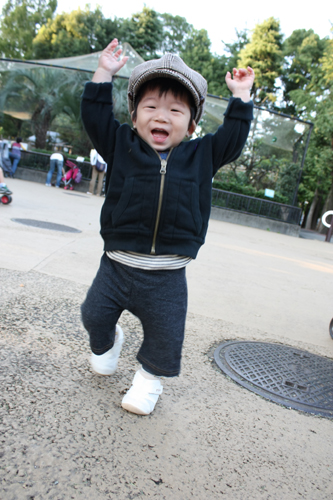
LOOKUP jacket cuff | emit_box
[224,97,254,121]
[82,81,113,103]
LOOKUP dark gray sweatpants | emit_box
[81,253,188,377]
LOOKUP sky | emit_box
[49,0,332,55]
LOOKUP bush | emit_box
[212,180,288,204]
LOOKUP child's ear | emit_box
[186,120,196,137]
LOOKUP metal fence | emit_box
[20,150,92,179]
[212,188,302,225]
[18,152,301,224]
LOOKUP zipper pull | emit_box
[160,159,167,174]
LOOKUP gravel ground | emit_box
[1,268,332,500]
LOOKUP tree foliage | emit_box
[0,0,57,58]
[120,7,163,60]
[0,67,77,148]
[1,2,333,228]
[282,29,327,115]
[159,13,192,54]
[32,7,121,58]
[238,17,283,106]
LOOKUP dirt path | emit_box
[1,269,332,500]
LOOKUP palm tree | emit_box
[0,67,77,149]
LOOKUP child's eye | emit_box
[171,109,181,113]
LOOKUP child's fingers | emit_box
[109,38,118,47]
[247,67,255,79]
[113,48,124,59]
[118,56,129,68]
[104,39,119,55]
[231,67,255,81]
[236,68,248,77]
[105,39,118,50]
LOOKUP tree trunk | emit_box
[305,189,318,230]
[317,181,333,233]
[33,113,51,150]
[32,101,51,150]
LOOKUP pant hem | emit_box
[137,354,180,378]
[90,341,114,355]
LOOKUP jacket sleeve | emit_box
[211,97,254,176]
[81,82,120,165]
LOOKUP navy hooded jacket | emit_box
[81,82,253,259]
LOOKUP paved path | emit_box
[1,179,332,500]
[2,179,333,350]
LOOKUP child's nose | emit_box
[155,110,169,122]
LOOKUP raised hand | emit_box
[92,39,129,83]
[225,67,255,101]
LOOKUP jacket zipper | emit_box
[151,149,173,254]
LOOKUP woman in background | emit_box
[9,137,24,177]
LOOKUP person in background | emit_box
[87,149,107,196]
[9,137,24,177]
[0,166,12,194]
[45,152,64,187]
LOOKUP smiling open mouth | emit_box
[152,129,169,142]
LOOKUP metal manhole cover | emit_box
[214,341,333,418]
[12,218,81,233]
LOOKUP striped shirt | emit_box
[106,251,192,270]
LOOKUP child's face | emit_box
[132,88,196,152]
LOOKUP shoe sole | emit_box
[91,366,117,376]
[121,401,150,416]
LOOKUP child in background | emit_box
[81,39,254,415]
[0,166,12,195]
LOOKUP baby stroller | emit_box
[62,159,82,190]
[0,141,14,177]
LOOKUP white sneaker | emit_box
[90,325,124,375]
[86,191,92,195]
[121,370,163,415]
[45,183,51,187]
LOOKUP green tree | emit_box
[207,30,250,98]
[0,0,56,59]
[180,27,229,97]
[180,28,212,77]
[282,29,327,115]
[303,94,333,231]
[0,67,76,148]
[158,13,192,54]
[223,29,249,73]
[51,71,92,154]
[282,27,333,230]
[238,17,283,105]
[32,7,121,59]
[120,7,163,60]
[321,35,333,83]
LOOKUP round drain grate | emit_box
[214,341,333,418]
[12,218,81,233]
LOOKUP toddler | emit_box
[81,39,254,415]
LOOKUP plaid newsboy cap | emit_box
[127,54,207,124]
